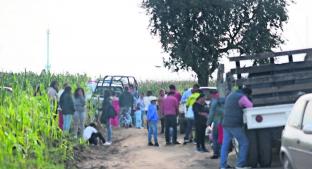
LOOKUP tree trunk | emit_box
[197,72,209,86]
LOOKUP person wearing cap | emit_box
[193,93,209,152]
[147,96,159,147]
[220,87,253,169]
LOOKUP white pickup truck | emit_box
[243,104,293,130]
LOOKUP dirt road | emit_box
[73,128,282,169]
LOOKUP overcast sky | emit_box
[0,0,311,81]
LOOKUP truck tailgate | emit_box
[243,104,294,129]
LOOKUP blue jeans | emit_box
[73,111,86,137]
[106,121,112,142]
[184,118,194,141]
[63,114,72,132]
[212,123,221,156]
[220,127,249,168]
[148,121,158,143]
[135,111,142,128]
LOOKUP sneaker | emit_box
[201,148,209,153]
[196,147,203,152]
[148,142,154,146]
[173,141,181,145]
[104,142,112,146]
[154,143,159,147]
[210,154,219,159]
[166,142,172,146]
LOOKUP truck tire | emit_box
[258,129,272,167]
[246,129,258,168]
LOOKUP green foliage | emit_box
[0,71,89,169]
[142,0,290,85]
[138,80,216,96]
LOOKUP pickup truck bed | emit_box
[243,104,293,129]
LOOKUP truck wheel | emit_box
[282,154,293,169]
[258,129,272,167]
[246,129,258,168]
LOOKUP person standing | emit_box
[119,87,134,127]
[111,92,120,128]
[136,92,145,128]
[193,93,209,152]
[73,87,86,138]
[47,80,59,114]
[147,97,159,147]
[59,86,75,133]
[208,91,225,159]
[143,91,154,129]
[169,84,181,102]
[220,87,253,169]
[158,89,166,134]
[57,83,69,130]
[134,105,143,129]
[161,91,180,145]
[99,90,115,145]
[183,84,201,144]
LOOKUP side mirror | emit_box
[303,124,312,134]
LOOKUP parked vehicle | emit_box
[280,93,312,169]
[91,75,138,111]
[227,48,312,167]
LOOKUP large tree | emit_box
[142,0,290,86]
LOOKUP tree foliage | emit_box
[142,0,290,85]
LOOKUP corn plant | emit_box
[0,71,89,169]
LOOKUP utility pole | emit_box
[46,29,51,72]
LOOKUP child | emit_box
[134,105,143,129]
[83,123,106,145]
[147,97,159,147]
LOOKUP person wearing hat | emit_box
[193,93,209,152]
[147,96,159,147]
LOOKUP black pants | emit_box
[160,117,165,133]
[89,132,106,145]
[195,123,206,149]
[165,115,178,143]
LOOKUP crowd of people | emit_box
[45,80,253,169]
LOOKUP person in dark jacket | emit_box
[73,87,86,138]
[220,87,253,169]
[98,90,114,145]
[193,93,209,152]
[59,86,75,133]
[119,87,134,127]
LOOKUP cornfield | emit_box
[0,70,214,169]
[0,71,89,169]
[138,80,216,96]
